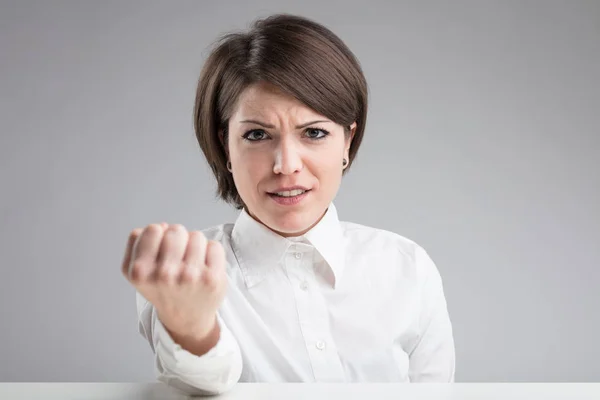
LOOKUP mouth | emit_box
[267,187,312,205]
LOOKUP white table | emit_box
[1,383,599,399]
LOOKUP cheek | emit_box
[306,152,343,192]
[309,144,344,173]
[232,149,271,187]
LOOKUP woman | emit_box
[122,13,455,396]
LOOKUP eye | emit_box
[305,128,329,140]
[243,129,269,141]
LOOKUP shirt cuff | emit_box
[152,312,240,377]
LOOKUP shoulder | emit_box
[340,220,439,280]
[341,220,420,259]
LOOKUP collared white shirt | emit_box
[136,203,455,395]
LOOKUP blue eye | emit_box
[243,130,268,141]
[305,128,329,140]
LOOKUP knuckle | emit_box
[161,234,186,251]
[157,263,179,282]
[129,261,149,281]
[166,224,187,234]
[189,231,206,243]
[207,240,223,255]
[173,223,187,232]
[146,224,162,234]
[180,265,199,283]
[129,228,143,238]
[208,239,221,248]
[202,268,219,289]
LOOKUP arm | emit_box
[408,246,456,382]
[136,292,243,395]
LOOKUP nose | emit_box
[273,137,303,175]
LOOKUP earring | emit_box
[226,161,232,171]
[343,158,348,167]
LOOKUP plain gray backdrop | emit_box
[1,0,599,383]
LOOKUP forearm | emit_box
[136,294,243,395]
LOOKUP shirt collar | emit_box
[231,203,346,289]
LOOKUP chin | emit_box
[267,212,311,236]
[248,197,327,237]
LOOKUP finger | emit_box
[180,231,207,284]
[121,228,143,278]
[203,240,226,287]
[183,231,207,267]
[129,224,165,282]
[155,224,188,284]
[205,240,225,269]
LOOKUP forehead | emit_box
[231,82,323,121]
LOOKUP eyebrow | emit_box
[239,119,330,129]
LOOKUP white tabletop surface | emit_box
[1,383,600,399]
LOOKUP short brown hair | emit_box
[194,13,368,208]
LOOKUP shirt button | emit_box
[315,340,326,350]
[300,281,309,291]
[294,252,302,259]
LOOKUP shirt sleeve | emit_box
[408,245,456,382]
[136,292,243,395]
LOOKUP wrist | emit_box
[170,315,218,341]
[163,316,221,357]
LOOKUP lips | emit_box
[268,189,310,206]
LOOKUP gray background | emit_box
[1,0,598,383]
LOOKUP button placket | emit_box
[285,244,346,382]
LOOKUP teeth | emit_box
[275,189,306,197]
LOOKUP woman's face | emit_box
[227,82,356,237]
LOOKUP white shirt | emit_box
[136,203,455,395]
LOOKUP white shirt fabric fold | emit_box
[135,203,455,395]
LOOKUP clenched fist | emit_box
[122,223,227,346]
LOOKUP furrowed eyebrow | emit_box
[295,120,329,129]
[239,120,275,128]
[239,119,330,129]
